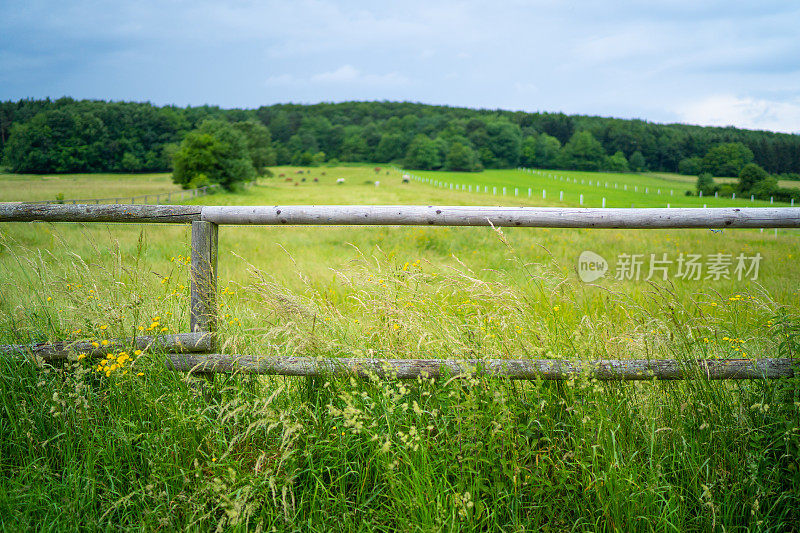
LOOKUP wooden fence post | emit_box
[190,221,218,342]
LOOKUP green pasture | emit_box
[0,172,183,203]
[1,167,799,530]
[407,167,794,208]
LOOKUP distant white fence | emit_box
[400,167,796,207]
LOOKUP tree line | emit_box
[3,98,800,186]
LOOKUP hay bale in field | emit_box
[337,178,345,185]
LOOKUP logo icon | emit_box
[578,250,608,282]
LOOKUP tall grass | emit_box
[1,220,798,530]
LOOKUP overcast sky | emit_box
[2,0,799,133]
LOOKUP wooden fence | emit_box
[1,204,799,380]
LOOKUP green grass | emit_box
[0,172,183,203]
[405,168,795,208]
[1,167,799,530]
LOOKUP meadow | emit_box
[0,172,183,202]
[407,168,795,208]
[1,166,798,531]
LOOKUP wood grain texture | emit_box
[0,204,202,223]
[3,205,799,228]
[200,206,800,228]
[167,355,799,380]
[190,221,218,338]
[1,332,213,360]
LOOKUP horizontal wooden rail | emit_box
[168,354,798,380]
[0,204,202,223]
[204,206,800,228]
[1,332,212,360]
[2,204,800,228]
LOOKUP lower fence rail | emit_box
[0,332,212,360]
[167,354,799,381]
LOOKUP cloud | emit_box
[310,65,361,83]
[676,94,800,134]
[266,65,408,87]
[264,73,297,85]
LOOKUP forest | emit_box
[2,97,800,177]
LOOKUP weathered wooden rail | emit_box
[1,203,799,380]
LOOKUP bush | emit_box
[696,173,717,196]
[717,183,737,198]
[171,119,255,191]
[751,176,779,199]
[739,163,769,193]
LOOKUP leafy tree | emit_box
[738,163,769,193]
[292,151,314,166]
[444,142,480,171]
[340,135,368,161]
[629,151,647,172]
[702,142,754,176]
[539,113,574,145]
[696,173,717,196]
[533,134,561,168]
[311,151,326,166]
[560,131,605,171]
[602,151,629,172]
[232,119,275,174]
[678,157,702,175]
[485,120,522,167]
[751,176,779,199]
[520,136,537,166]
[121,152,142,171]
[374,133,405,162]
[171,119,255,190]
[404,135,440,170]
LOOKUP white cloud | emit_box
[513,82,538,93]
[310,65,361,83]
[676,94,800,134]
[264,73,297,85]
[266,65,409,87]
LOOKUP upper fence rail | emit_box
[1,204,800,228]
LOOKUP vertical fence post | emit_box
[191,221,218,341]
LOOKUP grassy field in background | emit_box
[1,167,799,530]
[406,167,794,208]
[0,172,183,202]
[648,171,800,190]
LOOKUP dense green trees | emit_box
[560,131,605,171]
[603,151,629,172]
[696,173,717,196]
[403,135,440,170]
[701,142,754,177]
[678,156,702,175]
[232,119,275,174]
[738,163,768,192]
[171,120,255,190]
[3,98,800,176]
[444,142,481,171]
